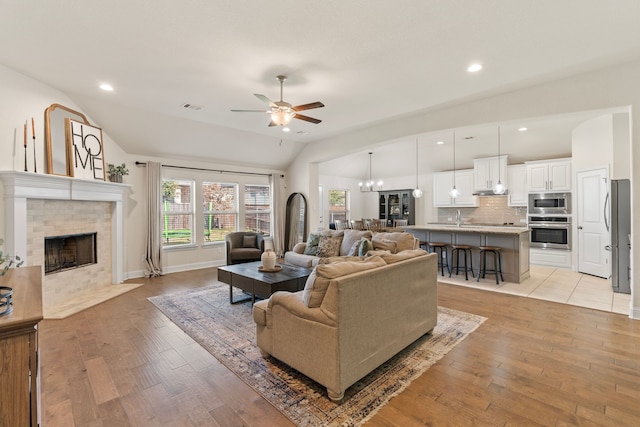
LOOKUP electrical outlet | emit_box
[447,217,452,221]
[519,218,527,223]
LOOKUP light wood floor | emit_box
[40,267,640,426]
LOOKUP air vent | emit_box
[182,103,204,111]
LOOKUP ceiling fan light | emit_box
[271,109,293,126]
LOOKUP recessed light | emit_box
[282,127,290,132]
[436,141,444,145]
[518,127,528,132]
[467,63,483,73]
[99,83,114,91]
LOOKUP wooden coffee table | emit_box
[217,261,312,304]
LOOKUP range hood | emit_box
[472,190,510,196]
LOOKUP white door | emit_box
[576,168,609,277]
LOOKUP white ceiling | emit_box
[2,1,640,174]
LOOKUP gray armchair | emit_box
[225,232,265,265]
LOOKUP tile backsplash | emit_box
[438,196,527,225]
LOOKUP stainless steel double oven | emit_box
[528,192,572,250]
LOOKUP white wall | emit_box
[287,59,640,318]
[0,65,284,280]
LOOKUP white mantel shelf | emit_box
[0,171,131,283]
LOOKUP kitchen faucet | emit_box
[456,210,462,227]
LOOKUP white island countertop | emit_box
[405,223,530,235]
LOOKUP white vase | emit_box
[261,249,277,270]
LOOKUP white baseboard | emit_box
[631,306,640,320]
[123,260,224,281]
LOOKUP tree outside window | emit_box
[328,189,349,223]
[203,182,237,242]
[244,184,271,235]
[162,179,194,246]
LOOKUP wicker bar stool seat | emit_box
[449,244,475,281]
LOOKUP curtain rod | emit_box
[135,161,272,177]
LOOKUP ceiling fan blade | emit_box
[254,94,276,107]
[230,109,269,113]
[268,120,278,127]
[294,114,322,124]
[293,102,325,112]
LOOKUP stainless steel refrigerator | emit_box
[606,179,631,294]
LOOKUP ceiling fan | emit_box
[231,75,324,127]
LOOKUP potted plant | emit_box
[0,238,23,276]
[107,163,129,183]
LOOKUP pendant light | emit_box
[412,138,423,198]
[449,132,459,198]
[358,152,383,192]
[493,126,505,194]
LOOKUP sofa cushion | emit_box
[372,238,397,253]
[317,255,365,264]
[317,235,342,258]
[302,256,386,307]
[380,248,428,264]
[373,232,417,252]
[243,235,257,248]
[304,233,321,255]
[340,229,373,256]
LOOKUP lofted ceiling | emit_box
[1,1,640,174]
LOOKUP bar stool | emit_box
[477,246,504,284]
[426,242,449,276]
[449,244,475,280]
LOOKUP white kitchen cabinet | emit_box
[473,155,508,192]
[526,159,571,192]
[433,169,478,207]
[507,165,527,206]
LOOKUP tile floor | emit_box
[440,264,632,315]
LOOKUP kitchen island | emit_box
[405,224,530,283]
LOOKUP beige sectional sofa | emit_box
[284,229,420,268]
[253,250,438,401]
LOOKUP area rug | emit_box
[148,285,485,426]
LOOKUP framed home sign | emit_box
[65,118,106,180]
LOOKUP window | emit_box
[244,184,271,235]
[203,182,237,243]
[328,189,349,223]
[162,179,195,246]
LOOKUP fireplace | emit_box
[45,232,97,275]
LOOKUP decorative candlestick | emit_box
[23,121,28,172]
[32,117,37,173]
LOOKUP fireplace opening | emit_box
[45,232,97,275]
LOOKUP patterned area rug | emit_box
[148,285,485,426]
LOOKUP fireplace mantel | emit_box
[0,171,130,283]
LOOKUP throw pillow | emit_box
[243,235,257,248]
[340,229,373,256]
[373,232,417,252]
[304,233,321,255]
[358,238,374,256]
[316,235,342,258]
[346,238,362,256]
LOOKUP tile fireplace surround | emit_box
[0,171,129,309]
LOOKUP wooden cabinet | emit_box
[473,155,508,192]
[0,266,42,427]
[507,165,527,206]
[433,169,478,207]
[526,159,571,192]
[378,190,415,226]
